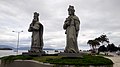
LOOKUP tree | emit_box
[107,43,118,52]
[118,45,120,51]
[98,45,107,52]
[87,34,111,54]
[87,40,100,51]
[95,34,109,45]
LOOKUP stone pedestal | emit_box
[22,51,45,56]
[58,52,83,57]
[22,52,41,56]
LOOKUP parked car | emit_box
[116,51,120,55]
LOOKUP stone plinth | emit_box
[22,52,42,56]
[58,52,83,57]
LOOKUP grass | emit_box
[1,55,33,64]
[0,54,113,65]
[42,55,113,65]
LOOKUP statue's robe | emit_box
[28,21,43,53]
[63,15,80,53]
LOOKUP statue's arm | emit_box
[74,18,80,37]
[75,20,80,31]
[63,22,67,29]
[74,16,80,31]
[63,18,70,29]
[32,23,40,31]
[28,23,33,32]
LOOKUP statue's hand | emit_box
[66,18,70,21]
[30,26,34,28]
[28,28,32,32]
[65,18,70,25]
[66,22,70,26]
[28,26,33,32]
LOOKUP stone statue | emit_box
[63,5,80,53]
[28,12,44,53]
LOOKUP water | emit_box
[0,50,64,57]
[0,50,27,57]
[45,50,64,54]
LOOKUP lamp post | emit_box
[12,30,23,54]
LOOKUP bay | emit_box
[0,50,64,57]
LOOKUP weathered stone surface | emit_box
[28,12,44,53]
[22,12,44,56]
[63,5,80,53]
[22,52,42,56]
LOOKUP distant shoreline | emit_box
[0,48,12,50]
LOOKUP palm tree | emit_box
[87,40,100,51]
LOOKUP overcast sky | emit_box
[0,0,120,50]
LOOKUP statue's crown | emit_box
[34,12,39,16]
[68,5,75,11]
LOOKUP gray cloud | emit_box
[0,0,120,50]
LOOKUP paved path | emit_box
[105,55,120,67]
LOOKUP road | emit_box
[105,55,120,67]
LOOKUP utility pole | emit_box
[12,30,23,55]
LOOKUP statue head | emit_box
[33,12,39,22]
[68,5,75,16]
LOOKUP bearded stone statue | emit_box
[28,12,44,53]
[63,5,80,53]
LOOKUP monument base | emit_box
[22,51,45,56]
[22,52,41,56]
[58,52,83,57]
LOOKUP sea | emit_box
[0,50,64,57]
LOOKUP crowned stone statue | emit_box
[63,5,80,53]
[28,12,44,53]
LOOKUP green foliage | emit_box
[87,34,109,51]
[98,34,109,43]
[1,55,16,64]
[87,40,100,50]
[107,43,118,52]
[1,55,33,64]
[42,55,113,65]
[98,45,107,52]
[1,54,113,66]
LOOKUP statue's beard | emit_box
[69,13,74,16]
[33,19,37,22]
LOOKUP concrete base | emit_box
[58,52,83,57]
[22,52,42,56]
[22,50,45,56]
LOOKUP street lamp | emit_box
[12,30,23,55]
